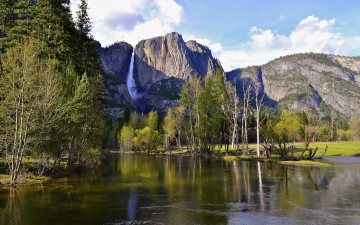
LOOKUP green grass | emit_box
[293,141,360,157]
[215,141,360,157]
[0,173,49,186]
[117,141,360,157]
[280,160,331,167]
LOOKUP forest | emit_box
[117,69,360,159]
[1,1,360,187]
[0,0,104,185]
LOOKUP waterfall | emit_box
[127,52,138,100]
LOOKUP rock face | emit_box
[97,32,360,120]
[329,55,360,85]
[95,41,133,80]
[132,32,222,113]
[95,32,222,118]
[133,32,221,91]
[226,53,360,118]
[95,41,136,121]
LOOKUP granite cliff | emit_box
[96,33,360,120]
[226,53,360,119]
[96,32,222,119]
[95,41,136,120]
[132,32,222,113]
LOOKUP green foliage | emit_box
[147,111,158,131]
[338,119,350,130]
[262,111,302,159]
[133,126,161,154]
[176,69,225,154]
[128,111,139,129]
[319,121,330,141]
[0,0,105,184]
[349,119,360,141]
[163,108,177,151]
[274,111,301,143]
[0,0,16,51]
[118,125,134,151]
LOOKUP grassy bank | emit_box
[0,174,50,186]
[279,160,331,167]
[120,141,360,157]
[0,156,98,187]
[214,141,360,157]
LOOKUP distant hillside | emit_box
[226,53,360,119]
[96,32,360,121]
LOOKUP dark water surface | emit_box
[1,154,360,225]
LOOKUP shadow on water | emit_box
[0,154,360,225]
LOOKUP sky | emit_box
[70,0,360,71]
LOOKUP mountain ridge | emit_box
[95,32,360,120]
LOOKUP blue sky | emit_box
[71,0,360,71]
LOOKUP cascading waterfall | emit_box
[126,51,148,113]
[126,52,138,100]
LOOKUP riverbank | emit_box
[155,141,360,157]
[3,141,358,186]
[0,157,99,187]
[106,150,333,167]
[221,155,332,167]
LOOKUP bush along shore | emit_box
[0,153,101,187]
[112,140,360,167]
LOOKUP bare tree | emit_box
[223,81,240,152]
[242,84,251,155]
[254,82,264,157]
[0,38,56,185]
[330,110,336,141]
[173,106,185,153]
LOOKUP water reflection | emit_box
[0,154,359,225]
[127,189,137,220]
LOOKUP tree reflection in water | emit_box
[0,154,359,225]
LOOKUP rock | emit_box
[95,41,136,122]
[226,53,360,119]
[96,33,360,120]
[131,32,222,112]
[133,32,222,92]
[95,41,133,81]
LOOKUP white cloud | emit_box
[217,15,349,71]
[279,15,286,21]
[249,26,289,49]
[70,0,184,46]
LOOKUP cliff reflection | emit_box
[0,154,359,225]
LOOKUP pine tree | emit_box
[0,0,16,52]
[31,0,74,59]
[6,0,36,47]
[74,0,100,75]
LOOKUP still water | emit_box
[1,154,360,225]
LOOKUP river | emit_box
[1,154,360,224]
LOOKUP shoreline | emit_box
[105,150,335,167]
[3,146,359,187]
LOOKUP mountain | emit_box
[96,32,222,119]
[96,32,360,121]
[226,53,360,119]
[95,41,136,120]
[133,32,222,113]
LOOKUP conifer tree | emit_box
[6,0,36,47]
[0,0,16,52]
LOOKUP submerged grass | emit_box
[0,155,99,187]
[0,173,50,186]
[280,160,331,167]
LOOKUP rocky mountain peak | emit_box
[185,40,211,55]
[95,41,133,81]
